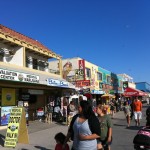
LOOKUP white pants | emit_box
[134,111,142,120]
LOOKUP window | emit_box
[107,75,111,84]
[85,68,91,78]
[97,72,102,80]
[33,58,38,70]
[38,61,45,71]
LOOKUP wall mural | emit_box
[62,61,73,79]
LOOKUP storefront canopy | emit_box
[124,87,148,97]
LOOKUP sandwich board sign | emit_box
[4,107,29,148]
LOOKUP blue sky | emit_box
[0,0,150,83]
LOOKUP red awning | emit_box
[124,87,148,97]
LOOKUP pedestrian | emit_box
[67,101,76,126]
[24,102,29,126]
[54,132,70,150]
[130,99,134,120]
[96,104,112,150]
[133,96,142,126]
[79,95,83,102]
[123,101,131,127]
[64,100,100,150]
[110,101,115,119]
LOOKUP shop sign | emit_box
[20,93,30,101]
[4,107,29,148]
[0,68,39,83]
[79,60,85,80]
[2,88,16,106]
[47,78,69,87]
[75,69,84,80]
[91,90,105,94]
[76,80,90,87]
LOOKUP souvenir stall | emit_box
[101,94,115,104]
[101,94,116,114]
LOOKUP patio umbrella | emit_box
[101,94,115,99]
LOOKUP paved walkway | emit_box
[0,104,148,150]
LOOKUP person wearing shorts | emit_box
[133,97,142,126]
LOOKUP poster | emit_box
[1,106,14,125]
[2,88,16,106]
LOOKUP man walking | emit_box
[133,97,142,126]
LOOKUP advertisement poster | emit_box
[1,106,14,125]
[2,88,16,106]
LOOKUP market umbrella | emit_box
[101,94,115,99]
[124,87,148,97]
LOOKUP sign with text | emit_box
[78,60,85,80]
[76,80,90,87]
[4,107,29,148]
[75,69,84,80]
[2,88,16,106]
[47,78,69,87]
[0,68,39,83]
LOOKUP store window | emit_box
[85,68,91,78]
[97,72,102,80]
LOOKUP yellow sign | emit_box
[2,88,16,106]
[4,107,29,148]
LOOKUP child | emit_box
[54,132,70,150]
[96,104,112,150]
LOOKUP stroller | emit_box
[133,106,150,150]
[133,126,150,150]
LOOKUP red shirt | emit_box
[133,100,142,112]
[55,143,69,150]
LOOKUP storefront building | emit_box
[0,24,75,125]
[135,82,150,97]
[49,57,124,101]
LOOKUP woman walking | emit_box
[64,100,100,150]
[123,101,131,127]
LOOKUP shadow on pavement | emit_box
[113,123,126,127]
[34,146,52,150]
[112,118,125,121]
[125,126,144,130]
[0,134,5,147]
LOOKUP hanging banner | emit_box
[4,107,29,148]
[2,88,16,106]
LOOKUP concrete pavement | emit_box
[0,104,149,150]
